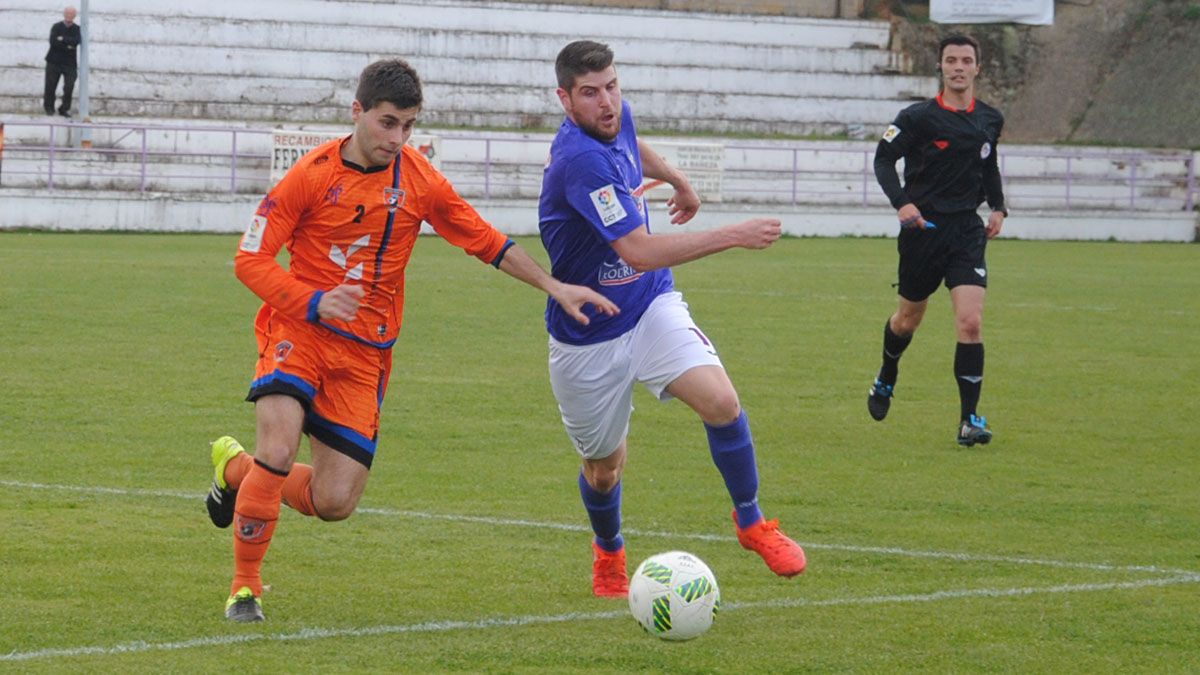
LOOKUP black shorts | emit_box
[896,210,988,302]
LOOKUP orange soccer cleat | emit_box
[733,511,807,577]
[591,541,629,598]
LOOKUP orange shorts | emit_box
[247,306,392,468]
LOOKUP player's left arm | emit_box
[983,117,1007,239]
[494,244,619,326]
[637,138,699,225]
[423,172,618,325]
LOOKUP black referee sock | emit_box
[878,320,913,385]
[954,342,985,420]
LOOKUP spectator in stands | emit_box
[44,6,80,117]
[867,34,1008,447]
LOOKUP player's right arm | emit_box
[233,172,360,323]
[873,108,927,229]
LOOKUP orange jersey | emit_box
[235,137,510,348]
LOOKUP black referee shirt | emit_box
[874,93,1006,216]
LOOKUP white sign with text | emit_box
[930,0,1053,25]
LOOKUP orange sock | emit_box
[227,453,314,516]
[281,463,317,517]
[231,460,287,596]
[223,452,253,490]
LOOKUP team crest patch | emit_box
[384,187,406,213]
[589,184,627,226]
[239,214,267,253]
[235,515,269,543]
[273,340,293,363]
[882,124,901,143]
[980,142,992,159]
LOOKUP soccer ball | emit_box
[628,551,721,641]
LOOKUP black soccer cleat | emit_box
[957,415,993,447]
[206,436,245,528]
[867,379,894,421]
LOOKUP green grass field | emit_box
[1,232,1198,672]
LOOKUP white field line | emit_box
[3,575,1198,663]
[4,480,1195,577]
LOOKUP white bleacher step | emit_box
[0,55,933,103]
[42,0,891,50]
[0,36,899,77]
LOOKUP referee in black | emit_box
[867,34,1007,447]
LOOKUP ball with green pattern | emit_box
[627,551,721,640]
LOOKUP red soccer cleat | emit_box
[591,541,629,598]
[733,511,807,577]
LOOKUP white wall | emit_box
[3,189,1195,242]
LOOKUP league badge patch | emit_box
[239,214,267,253]
[980,142,992,159]
[589,184,627,226]
[882,124,901,143]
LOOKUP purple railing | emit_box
[719,142,1198,212]
[0,119,271,193]
[3,120,1196,212]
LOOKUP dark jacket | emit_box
[46,21,81,67]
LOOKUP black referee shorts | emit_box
[895,210,988,302]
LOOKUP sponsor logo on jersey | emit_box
[589,184,627,226]
[597,258,643,286]
[329,234,370,281]
[273,340,293,363]
[882,124,901,143]
[980,142,992,159]
[239,214,267,253]
[933,139,950,150]
[384,187,406,214]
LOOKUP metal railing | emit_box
[718,142,1197,212]
[2,119,1196,213]
[0,119,271,193]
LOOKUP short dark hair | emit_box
[356,59,423,112]
[939,34,980,62]
[555,40,614,90]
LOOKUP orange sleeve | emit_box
[422,169,510,265]
[233,167,323,322]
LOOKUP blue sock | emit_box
[579,473,623,552]
[706,410,763,529]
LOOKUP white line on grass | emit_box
[3,575,1197,663]
[4,480,1195,577]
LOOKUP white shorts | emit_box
[548,291,724,460]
